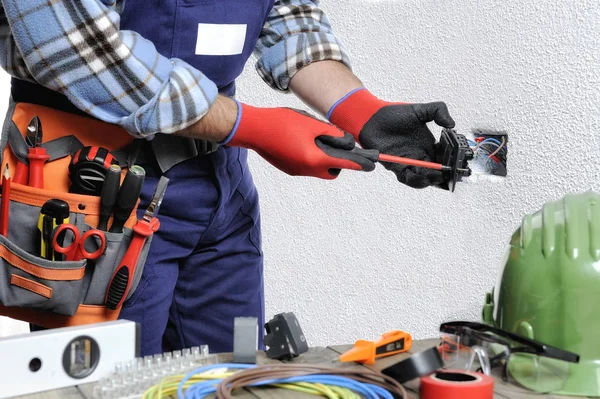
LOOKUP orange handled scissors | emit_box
[52,224,106,261]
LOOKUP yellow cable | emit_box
[144,370,364,399]
[143,372,233,399]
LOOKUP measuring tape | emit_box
[68,146,119,196]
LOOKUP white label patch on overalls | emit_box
[195,23,247,55]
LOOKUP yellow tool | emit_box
[339,330,413,365]
[37,199,70,260]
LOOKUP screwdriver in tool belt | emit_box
[97,164,122,231]
[38,199,70,260]
[109,165,145,233]
[105,176,169,310]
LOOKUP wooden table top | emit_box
[14,339,586,399]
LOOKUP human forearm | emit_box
[289,60,363,117]
[175,95,237,142]
[1,0,217,139]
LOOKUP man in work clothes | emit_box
[0,0,456,356]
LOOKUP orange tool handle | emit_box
[13,162,29,185]
[339,330,413,365]
[105,217,159,310]
[27,148,50,189]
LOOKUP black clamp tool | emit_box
[263,312,309,360]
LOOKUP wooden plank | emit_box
[12,386,85,399]
[17,341,589,399]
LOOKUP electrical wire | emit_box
[169,363,411,399]
[214,364,409,399]
[144,368,346,399]
[143,370,234,399]
[186,378,362,399]
[488,136,506,158]
[175,364,252,398]
[471,137,507,163]
[190,375,391,399]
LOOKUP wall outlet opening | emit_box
[467,129,508,177]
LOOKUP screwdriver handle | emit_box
[105,217,159,309]
[97,165,122,231]
[13,162,29,185]
[28,148,50,189]
[347,147,380,162]
[109,166,145,233]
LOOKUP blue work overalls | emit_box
[116,0,275,356]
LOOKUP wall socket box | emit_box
[469,129,508,177]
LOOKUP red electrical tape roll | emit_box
[420,370,494,399]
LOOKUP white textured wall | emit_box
[239,0,600,346]
[2,0,600,349]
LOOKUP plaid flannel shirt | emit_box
[0,0,350,138]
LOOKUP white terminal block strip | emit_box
[0,320,140,398]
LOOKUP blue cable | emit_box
[475,139,507,156]
[177,364,396,399]
[177,363,255,399]
[478,137,503,147]
[187,376,393,399]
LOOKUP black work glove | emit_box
[329,88,456,189]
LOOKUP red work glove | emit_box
[224,102,376,179]
[328,88,455,189]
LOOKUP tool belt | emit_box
[0,100,153,327]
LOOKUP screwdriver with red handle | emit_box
[317,128,474,192]
[344,146,464,173]
[105,176,169,310]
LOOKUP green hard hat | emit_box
[482,191,600,396]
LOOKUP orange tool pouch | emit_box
[0,101,153,328]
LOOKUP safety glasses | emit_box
[438,321,579,393]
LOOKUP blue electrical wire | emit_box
[477,137,503,147]
[177,364,395,399]
[177,363,255,398]
[187,375,394,399]
[475,139,507,158]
